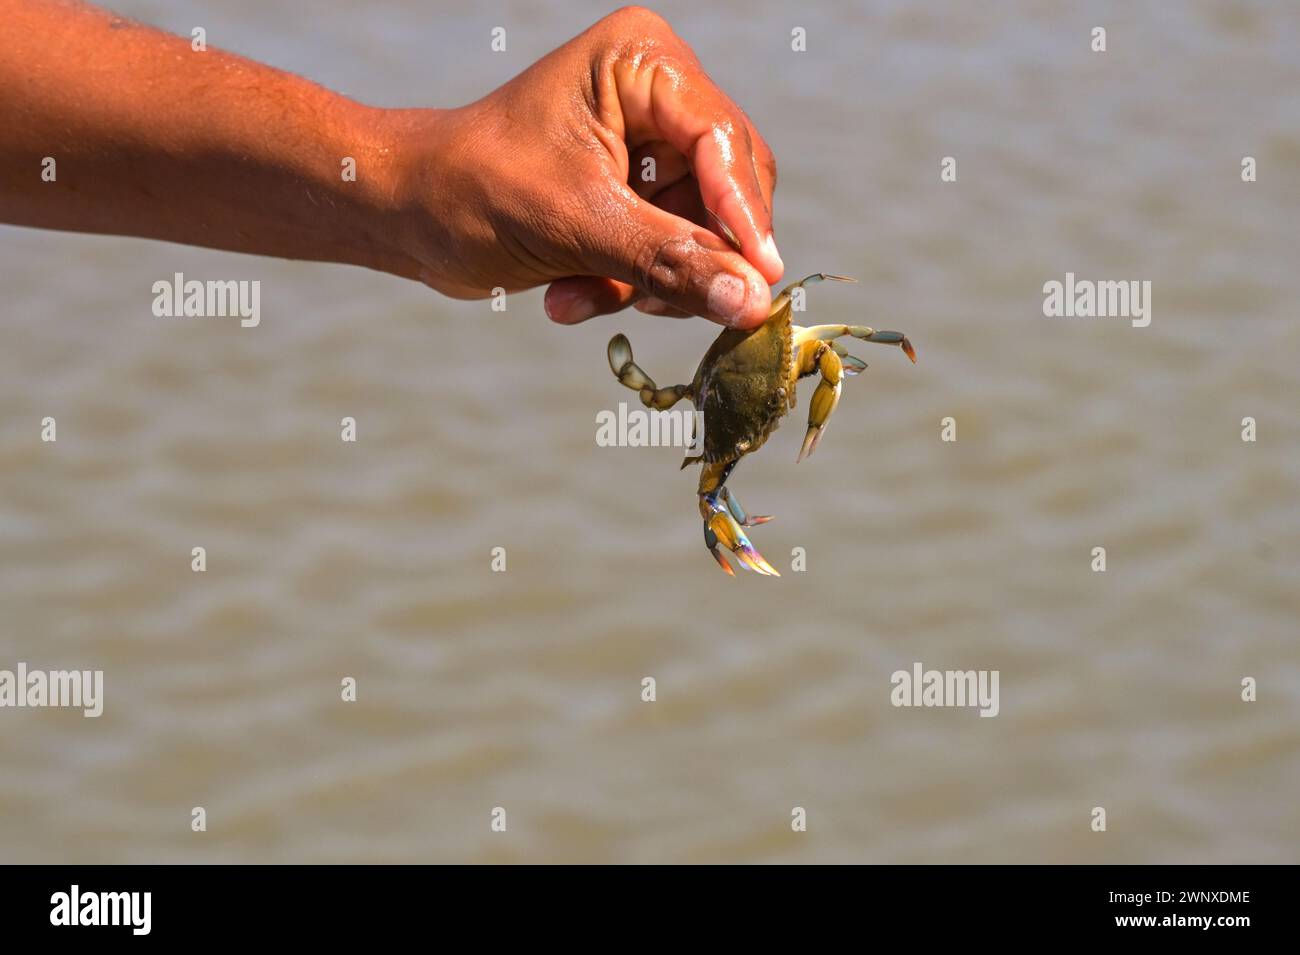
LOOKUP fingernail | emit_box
[763,233,784,274]
[565,296,598,324]
[707,273,748,325]
[545,290,596,324]
[636,296,669,313]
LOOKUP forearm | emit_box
[0,4,781,326]
[0,0,421,276]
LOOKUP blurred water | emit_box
[1,0,1297,863]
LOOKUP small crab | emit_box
[608,272,916,576]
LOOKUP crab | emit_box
[607,272,916,576]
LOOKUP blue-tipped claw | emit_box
[703,492,780,576]
[722,487,773,527]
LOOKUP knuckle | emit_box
[607,6,670,31]
[631,232,692,301]
[598,7,687,65]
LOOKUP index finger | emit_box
[612,56,784,284]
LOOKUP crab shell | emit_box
[684,293,798,467]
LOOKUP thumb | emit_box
[576,191,772,329]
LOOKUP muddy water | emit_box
[1,0,1297,863]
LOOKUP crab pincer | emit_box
[702,493,780,577]
[722,486,772,526]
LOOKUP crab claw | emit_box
[705,208,743,252]
[722,486,773,527]
[703,523,736,576]
[901,336,917,364]
[797,425,827,463]
[705,502,780,576]
[797,346,842,464]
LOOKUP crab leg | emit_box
[831,343,868,376]
[703,498,780,576]
[770,273,857,316]
[607,334,692,409]
[721,486,773,526]
[702,523,734,575]
[698,462,779,576]
[794,324,917,364]
[797,343,843,463]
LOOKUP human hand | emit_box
[386,6,783,329]
[1,3,779,327]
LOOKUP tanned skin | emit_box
[0,2,784,327]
